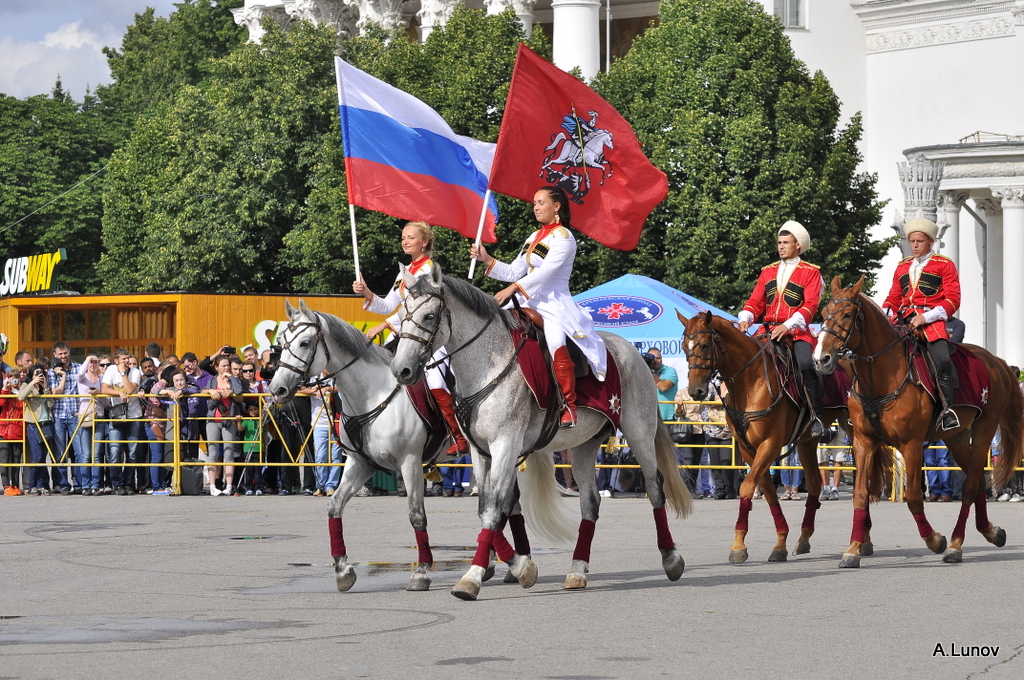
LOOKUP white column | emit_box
[958,203,985,346]
[992,186,1024,368]
[976,197,1004,355]
[418,0,456,42]
[485,0,536,36]
[551,0,601,81]
[937,190,966,266]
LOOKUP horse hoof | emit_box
[564,573,588,590]
[663,551,685,581]
[942,549,963,564]
[793,541,810,556]
[728,549,748,564]
[838,553,861,569]
[451,578,480,601]
[335,566,357,592]
[503,569,519,584]
[511,558,538,589]
[988,527,1007,548]
[482,564,495,582]
[768,549,788,562]
[407,573,431,591]
[926,533,947,554]
[860,542,874,557]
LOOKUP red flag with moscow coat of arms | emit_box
[489,44,668,251]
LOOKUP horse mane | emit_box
[316,311,393,367]
[710,314,759,350]
[408,274,521,331]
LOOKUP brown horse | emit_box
[814,277,1023,567]
[678,310,847,563]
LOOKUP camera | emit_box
[259,366,276,381]
[33,369,45,380]
[222,345,237,355]
[641,352,657,369]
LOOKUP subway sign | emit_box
[0,249,66,297]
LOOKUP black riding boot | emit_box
[937,369,960,431]
[801,369,825,439]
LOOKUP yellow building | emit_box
[0,292,373,362]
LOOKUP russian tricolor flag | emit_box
[335,57,498,242]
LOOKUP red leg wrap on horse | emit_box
[508,513,531,556]
[769,502,789,534]
[735,496,753,532]
[974,492,990,531]
[414,529,432,565]
[653,506,675,550]
[490,515,515,563]
[472,528,496,568]
[951,503,970,542]
[801,494,821,530]
[912,512,933,539]
[572,519,597,563]
[328,517,345,558]
[851,508,868,543]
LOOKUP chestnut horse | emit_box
[814,277,1023,566]
[678,310,847,563]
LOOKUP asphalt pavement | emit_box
[1,489,1022,679]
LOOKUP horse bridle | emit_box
[818,296,864,359]
[398,286,498,368]
[275,312,358,382]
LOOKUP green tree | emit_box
[97,0,245,142]
[591,0,888,310]
[0,81,114,292]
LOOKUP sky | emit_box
[0,0,184,100]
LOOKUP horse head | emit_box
[677,309,718,401]
[814,275,865,375]
[269,298,325,403]
[391,263,448,385]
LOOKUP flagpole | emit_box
[335,56,361,283]
[468,188,492,279]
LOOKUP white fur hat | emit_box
[779,220,810,253]
[903,218,939,240]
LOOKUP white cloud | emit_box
[42,21,108,51]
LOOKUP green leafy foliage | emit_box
[590,0,889,310]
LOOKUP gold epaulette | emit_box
[799,261,821,270]
[554,226,570,238]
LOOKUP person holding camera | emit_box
[1,367,27,495]
[75,355,106,495]
[46,341,80,494]
[18,361,57,495]
[101,348,143,495]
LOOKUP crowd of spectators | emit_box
[0,339,411,498]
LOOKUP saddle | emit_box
[512,308,590,378]
[760,336,850,410]
[906,338,989,413]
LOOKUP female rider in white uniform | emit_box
[471,186,606,428]
[353,221,467,455]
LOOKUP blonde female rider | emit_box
[353,221,468,455]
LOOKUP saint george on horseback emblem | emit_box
[540,107,615,203]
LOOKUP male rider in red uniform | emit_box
[883,218,962,431]
[738,221,826,438]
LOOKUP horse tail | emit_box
[992,361,1024,491]
[655,423,693,519]
[867,441,894,503]
[517,453,578,547]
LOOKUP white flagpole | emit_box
[335,57,361,282]
[468,188,492,279]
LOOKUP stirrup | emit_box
[809,417,824,439]
[940,409,960,431]
[559,407,577,429]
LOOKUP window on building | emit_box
[774,0,805,29]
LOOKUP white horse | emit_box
[390,267,692,601]
[268,300,571,592]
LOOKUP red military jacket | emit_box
[882,254,960,342]
[742,260,823,345]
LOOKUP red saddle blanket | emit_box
[911,342,990,412]
[772,349,852,409]
[512,328,623,430]
[405,378,446,435]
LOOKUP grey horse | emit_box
[390,266,693,601]
[269,300,569,593]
